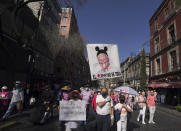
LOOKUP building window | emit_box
[62,8,70,13]
[170,50,177,69]
[61,26,67,31]
[165,7,169,16]
[154,18,158,31]
[62,17,68,22]
[156,58,161,75]
[168,24,176,44]
[154,37,160,53]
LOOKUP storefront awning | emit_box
[148,82,181,88]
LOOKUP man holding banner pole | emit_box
[87,44,122,131]
[96,87,114,131]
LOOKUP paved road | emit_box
[128,109,181,131]
[2,108,181,131]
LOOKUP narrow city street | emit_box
[2,107,181,131]
[1,1,181,131]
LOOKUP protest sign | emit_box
[87,44,121,80]
[59,100,86,121]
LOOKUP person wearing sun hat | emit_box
[61,85,71,101]
[59,83,72,131]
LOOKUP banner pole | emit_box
[107,79,110,96]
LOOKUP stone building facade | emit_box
[120,52,150,90]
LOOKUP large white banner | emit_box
[87,44,121,80]
[59,101,86,121]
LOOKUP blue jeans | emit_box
[3,102,19,119]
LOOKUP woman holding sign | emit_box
[64,90,82,131]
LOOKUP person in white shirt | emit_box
[1,81,23,120]
[96,88,114,131]
[137,91,147,124]
[114,95,132,131]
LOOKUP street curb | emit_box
[157,105,181,118]
[0,121,17,130]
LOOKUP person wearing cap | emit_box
[0,86,9,117]
[59,84,71,130]
[61,85,71,101]
[96,87,114,131]
[1,81,23,120]
[0,86,9,104]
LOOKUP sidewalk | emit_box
[157,104,181,118]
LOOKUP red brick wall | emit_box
[151,61,155,76]
[176,13,181,67]
[161,53,168,73]
[59,12,72,39]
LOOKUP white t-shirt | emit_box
[65,99,81,129]
[114,103,131,122]
[96,95,113,115]
[11,89,21,103]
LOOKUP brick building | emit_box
[149,0,181,105]
[59,7,79,39]
[55,7,90,88]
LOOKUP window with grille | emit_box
[168,24,176,43]
[156,58,161,74]
[61,26,67,31]
[154,37,160,53]
[170,50,177,69]
[62,17,68,22]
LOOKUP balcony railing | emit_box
[166,38,176,47]
[171,64,180,71]
[154,46,160,54]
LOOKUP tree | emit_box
[176,0,181,7]
[140,48,147,90]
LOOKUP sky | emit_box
[73,0,163,61]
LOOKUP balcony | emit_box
[166,38,176,47]
[163,9,176,25]
[154,46,160,54]
[167,64,180,72]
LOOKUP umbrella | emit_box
[113,86,139,96]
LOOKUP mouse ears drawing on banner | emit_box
[95,46,108,56]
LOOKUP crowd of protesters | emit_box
[0,81,158,131]
[56,85,157,131]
